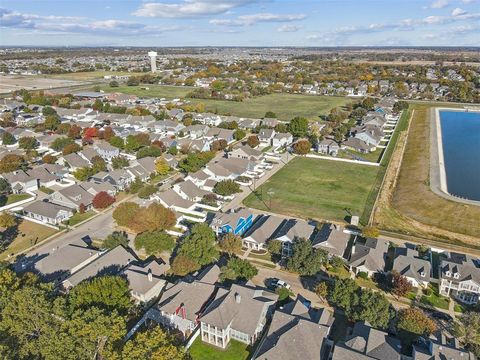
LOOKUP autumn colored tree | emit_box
[92,191,115,209]
[219,233,242,256]
[362,226,380,238]
[211,139,228,152]
[396,308,437,345]
[155,158,170,175]
[0,154,24,173]
[83,127,98,138]
[79,203,86,214]
[0,212,17,229]
[151,140,166,152]
[315,282,328,302]
[293,139,311,155]
[42,154,57,164]
[390,271,413,297]
[171,255,200,276]
[62,143,81,155]
[130,203,176,233]
[113,202,140,227]
[18,137,38,150]
[246,135,260,148]
[67,124,82,139]
[102,126,115,141]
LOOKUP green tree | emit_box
[68,276,132,314]
[18,137,38,150]
[1,132,16,145]
[136,146,162,159]
[0,178,11,194]
[213,180,241,196]
[103,231,129,250]
[328,278,359,314]
[233,129,246,141]
[113,202,140,227]
[44,114,61,130]
[219,233,242,256]
[73,167,94,181]
[112,156,130,169]
[453,312,480,357]
[178,223,218,267]
[51,136,75,151]
[220,257,258,282]
[267,239,283,261]
[287,238,327,276]
[350,289,394,329]
[109,136,125,149]
[134,230,175,255]
[137,184,157,199]
[121,326,188,360]
[91,156,107,173]
[264,111,277,118]
[128,177,143,194]
[288,116,309,138]
[178,151,215,173]
[109,80,119,87]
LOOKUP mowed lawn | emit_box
[0,220,58,260]
[189,338,250,360]
[100,84,195,99]
[99,83,351,121]
[243,157,379,222]
[191,94,351,121]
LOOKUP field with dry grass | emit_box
[373,104,480,250]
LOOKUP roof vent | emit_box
[235,292,241,304]
[148,268,153,282]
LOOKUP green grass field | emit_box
[189,338,250,360]
[99,83,351,120]
[243,157,379,223]
[100,84,194,100]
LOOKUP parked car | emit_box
[267,277,291,290]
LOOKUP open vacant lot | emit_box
[0,74,86,94]
[243,157,379,223]
[373,104,480,249]
[99,83,352,120]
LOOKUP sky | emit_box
[0,0,479,47]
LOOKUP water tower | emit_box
[148,51,157,73]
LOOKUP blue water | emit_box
[439,110,480,201]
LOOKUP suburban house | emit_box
[61,245,136,290]
[205,127,235,144]
[413,333,475,360]
[210,208,255,236]
[173,180,210,202]
[155,266,219,338]
[200,283,278,349]
[228,145,264,162]
[317,139,340,156]
[93,141,120,162]
[312,223,351,259]
[23,200,74,225]
[342,137,376,153]
[242,215,285,251]
[392,246,431,288]
[273,218,316,257]
[271,132,293,148]
[349,238,389,277]
[1,170,38,193]
[49,184,95,211]
[331,321,402,360]
[439,252,480,304]
[255,296,333,360]
[31,238,101,283]
[123,260,169,304]
[91,169,133,191]
[258,129,276,144]
[62,153,91,171]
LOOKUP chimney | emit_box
[235,292,241,304]
[148,268,153,282]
